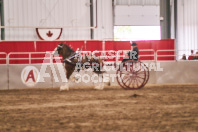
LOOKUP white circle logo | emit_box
[21,66,40,87]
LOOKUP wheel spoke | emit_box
[136,77,143,85]
[136,75,145,80]
[127,78,133,87]
[136,70,145,74]
[135,78,140,88]
[123,76,130,84]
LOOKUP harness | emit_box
[63,47,83,66]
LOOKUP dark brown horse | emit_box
[53,42,107,91]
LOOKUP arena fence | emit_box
[0,51,198,90]
[1,39,198,90]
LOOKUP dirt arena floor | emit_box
[0,85,198,132]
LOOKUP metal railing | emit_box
[3,49,197,65]
[7,52,54,64]
[116,49,156,61]
[155,49,198,61]
[0,52,7,64]
[156,50,175,61]
[5,50,156,64]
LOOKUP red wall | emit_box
[0,39,175,64]
[136,39,175,60]
[104,39,174,61]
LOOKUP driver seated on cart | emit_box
[122,42,139,62]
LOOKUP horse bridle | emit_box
[57,45,63,50]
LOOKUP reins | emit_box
[63,46,83,65]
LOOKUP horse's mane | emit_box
[61,43,75,52]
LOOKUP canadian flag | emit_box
[36,28,63,40]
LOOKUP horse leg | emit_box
[60,65,75,91]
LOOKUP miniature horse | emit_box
[53,43,107,91]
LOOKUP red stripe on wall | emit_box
[0,39,175,64]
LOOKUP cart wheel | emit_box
[141,62,149,86]
[116,60,149,90]
[116,66,128,89]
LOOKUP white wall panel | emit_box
[94,0,113,40]
[3,61,198,90]
[0,65,8,90]
[177,0,198,58]
[156,61,198,84]
[3,0,113,40]
[9,64,53,89]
